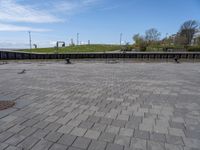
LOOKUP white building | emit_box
[192,31,200,45]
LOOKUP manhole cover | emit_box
[0,101,15,110]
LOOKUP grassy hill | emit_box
[20,44,122,54]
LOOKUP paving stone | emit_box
[100,118,113,125]
[5,146,21,150]
[58,134,77,146]
[4,134,25,146]
[125,121,139,130]
[8,125,25,134]
[98,132,115,142]
[119,128,134,137]
[0,132,14,143]
[88,140,107,150]
[45,122,62,131]
[147,141,165,150]
[33,121,50,129]
[169,128,185,137]
[79,121,94,129]
[84,130,100,139]
[32,129,50,139]
[19,127,37,137]
[183,137,200,149]
[0,143,9,150]
[31,139,53,150]
[165,143,184,150]
[114,135,130,146]
[87,116,100,123]
[105,125,120,134]
[112,120,126,128]
[72,137,91,149]
[68,147,82,150]
[57,125,74,134]
[49,143,68,150]
[130,138,147,150]
[134,130,150,140]
[45,132,63,142]
[18,136,39,150]
[92,123,107,132]
[106,143,124,150]
[117,114,129,121]
[166,135,184,146]
[150,132,166,143]
[70,127,87,137]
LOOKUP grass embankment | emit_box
[20,44,121,54]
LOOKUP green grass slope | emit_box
[20,44,121,54]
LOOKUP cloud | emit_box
[0,23,51,32]
[0,0,61,23]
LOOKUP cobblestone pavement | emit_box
[0,61,200,150]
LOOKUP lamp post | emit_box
[120,33,123,45]
[77,33,79,46]
[28,31,32,50]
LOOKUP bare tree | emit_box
[179,20,199,45]
[145,28,161,42]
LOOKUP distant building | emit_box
[191,31,200,45]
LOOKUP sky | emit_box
[0,0,200,48]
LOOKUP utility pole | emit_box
[28,31,32,50]
[120,33,123,45]
[77,33,79,46]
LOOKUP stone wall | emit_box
[1,51,200,60]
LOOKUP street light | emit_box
[77,33,79,46]
[120,33,123,45]
[28,31,32,50]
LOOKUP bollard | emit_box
[65,58,71,64]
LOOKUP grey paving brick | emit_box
[112,120,126,128]
[147,141,165,150]
[114,135,130,146]
[18,136,39,150]
[99,132,115,142]
[57,125,74,134]
[19,127,37,137]
[45,132,63,142]
[8,125,25,134]
[72,137,91,149]
[130,138,147,150]
[70,127,87,137]
[45,122,62,131]
[67,147,82,150]
[49,143,68,150]
[79,121,94,129]
[165,143,184,150]
[32,129,50,139]
[150,132,166,143]
[84,130,100,139]
[166,135,184,146]
[0,143,9,150]
[58,134,77,146]
[88,140,107,150]
[31,139,53,150]
[4,134,25,146]
[100,118,113,125]
[0,132,14,143]
[106,143,124,150]
[119,128,134,137]
[134,130,150,140]
[105,125,120,134]
[92,123,107,132]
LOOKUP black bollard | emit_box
[65,58,71,64]
[174,56,180,63]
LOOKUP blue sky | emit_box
[0,0,200,48]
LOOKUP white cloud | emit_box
[0,23,51,32]
[0,0,61,23]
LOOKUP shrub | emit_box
[187,46,200,52]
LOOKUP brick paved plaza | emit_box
[0,61,200,150]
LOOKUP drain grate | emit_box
[0,101,15,110]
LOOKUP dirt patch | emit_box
[0,101,15,110]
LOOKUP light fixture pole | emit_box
[28,31,32,50]
[77,33,79,46]
[120,33,123,45]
